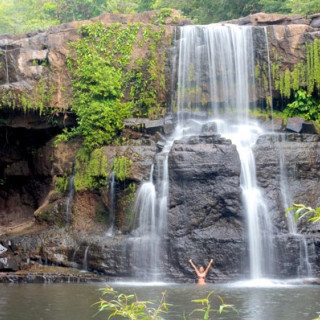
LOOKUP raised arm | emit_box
[204,259,213,275]
[189,259,200,275]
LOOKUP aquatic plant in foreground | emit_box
[94,286,236,319]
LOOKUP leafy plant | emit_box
[284,89,320,121]
[113,155,133,182]
[95,287,237,320]
[189,291,237,320]
[286,203,320,224]
[74,147,110,191]
[94,286,169,320]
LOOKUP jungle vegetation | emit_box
[0,0,320,34]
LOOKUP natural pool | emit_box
[0,280,320,320]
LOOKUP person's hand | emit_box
[189,259,192,263]
[210,259,213,263]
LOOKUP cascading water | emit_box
[132,133,178,280]
[106,171,116,236]
[132,165,158,279]
[175,24,275,279]
[278,134,313,277]
[82,246,89,271]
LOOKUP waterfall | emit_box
[65,170,75,225]
[82,246,89,271]
[106,171,116,236]
[132,132,178,280]
[278,134,313,277]
[264,27,274,126]
[0,244,7,255]
[132,165,158,279]
[176,24,274,279]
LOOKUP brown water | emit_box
[0,280,319,320]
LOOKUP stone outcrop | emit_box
[0,10,187,111]
[254,133,320,276]
[1,12,320,282]
[166,134,245,281]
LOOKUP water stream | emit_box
[82,246,89,271]
[106,171,116,236]
[278,134,313,277]
[132,165,158,279]
[175,24,275,278]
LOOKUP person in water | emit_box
[189,259,213,285]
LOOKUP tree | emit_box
[259,0,291,14]
[105,0,138,14]
[286,0,320,15]
[0,0,59,34]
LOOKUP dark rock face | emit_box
[254,133,320,276]
[166,134,245,281]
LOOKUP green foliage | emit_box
[129,26,167,119]
[286,203,320,224]
[151,8,173,24]
[113,156,133,182]
[105,0,138,14]
[0,0,107,34]
[74,147,110,191]
[2,0,320,35]
[66,22,141,151]
[95,287,237,320]
[284,89,320,121]
[62,21,169,150]
[190,291,237,319]
[95,286,168,320]
[258,0,290,13]
[119,182,136,231]
[55,174,69,193]
[0,78,55,115]
[286,0,320,15]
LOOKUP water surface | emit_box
[0,281,319,320]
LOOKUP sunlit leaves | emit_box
[286,203,320,224]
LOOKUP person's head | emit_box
[199,266,204,272]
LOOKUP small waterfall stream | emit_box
[132,132,179,280]
[132,165,158,279]
[82,246,89,271]
[106,171,116,236]
[278,134,313,277]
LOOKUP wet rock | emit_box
[311,15,320,29]
[286,116,305,133]
[166,135,244,280]
[262,118,284,131]
[285,117,318,134]
[201,122,218,133]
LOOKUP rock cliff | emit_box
[0,11,320,281]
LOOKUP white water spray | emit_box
[176,24,274,278]
[106,171,116,236]
[132,165,158,279]
[278,134,313,277]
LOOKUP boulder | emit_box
[167,134,244,280]
[285,117,318,134]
